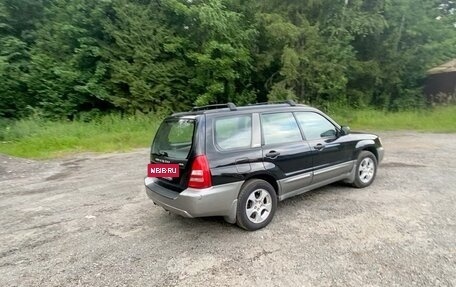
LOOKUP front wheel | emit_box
[352,151,378,188]
[236,179,277,231]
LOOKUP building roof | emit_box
[428,59,456,75]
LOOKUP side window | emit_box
[215,115,252,150]
[261,113,303,145]
[295,112,337,140]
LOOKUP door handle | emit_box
[265,151,280,159]
[314,143,325,151]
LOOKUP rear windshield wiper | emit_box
[152,151,169,157]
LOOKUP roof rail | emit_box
[248,100,297,107]
[191,102,237,112]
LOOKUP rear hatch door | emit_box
[150,116,198,192]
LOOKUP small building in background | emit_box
[424,59,456,105]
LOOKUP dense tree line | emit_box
[1,0,455,119]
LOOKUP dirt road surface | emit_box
[1,132,455,286]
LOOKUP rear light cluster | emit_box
[188,155,212,189]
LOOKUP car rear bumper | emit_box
[144,177,242,223]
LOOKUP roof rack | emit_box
[191,102,237,112]
[248,100,297,107]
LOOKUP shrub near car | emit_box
[145,101,384,231]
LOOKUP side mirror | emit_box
[340,126,351,136]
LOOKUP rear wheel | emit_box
[236,179,277,231]
[352,151,377,188]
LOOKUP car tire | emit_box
[236,179,277,231]
[352,150,378,188]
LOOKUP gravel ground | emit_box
[0,132,455,287]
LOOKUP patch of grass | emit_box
[331,105,456,133]
[0,114,162,159]
[0,106,455,159]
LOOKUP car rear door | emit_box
[205,113,264,186]
[260,112,313,197]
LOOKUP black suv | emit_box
[145,101,384,230]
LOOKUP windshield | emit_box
[152,118,195,160]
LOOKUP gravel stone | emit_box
[0,132,455,286]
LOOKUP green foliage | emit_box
[0,113,162,158]
[253,1,369,105]
[0,0,46,118]
[331,105,456,133]
[100,0,191,113]
[26,0,112,119]
[349,0,456,110]
[186,0,256,106]
[0,36,30,117]
[0,0,456,119]
[1,106,455,159]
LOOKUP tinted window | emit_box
[295,112,337,140]
[152,118,194,159]
[215,115,252,150]
[261,113,302,145]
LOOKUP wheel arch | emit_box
[355,140,379,161]
[362,146,378,161]
[243,173,280,198]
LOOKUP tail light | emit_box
[188,155,212,189]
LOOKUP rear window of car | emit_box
[152,118,195,159]
[214,115,252,150]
